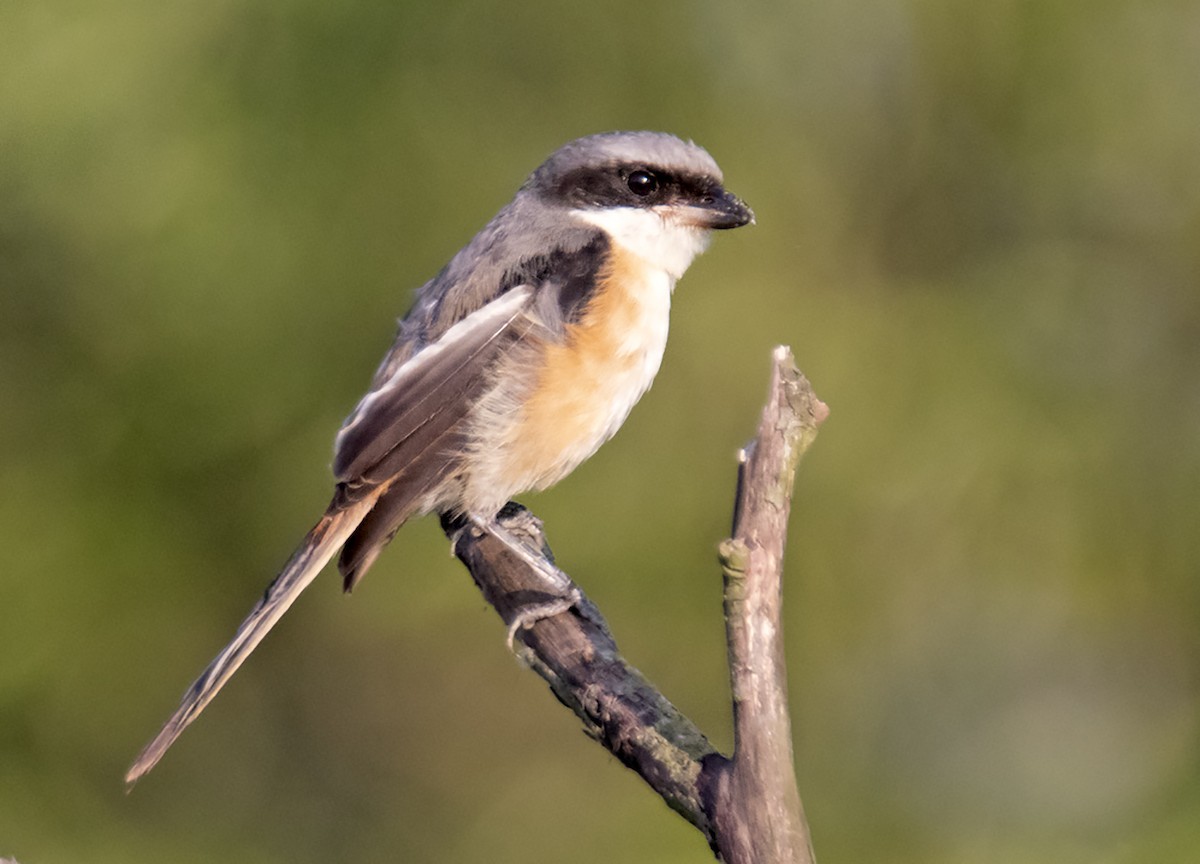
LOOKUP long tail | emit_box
[125,497,375,787]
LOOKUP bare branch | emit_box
[710,346,827,864]
[444,507,725,841]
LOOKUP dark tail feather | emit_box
[125,497,375,788]
[338,430,465,592]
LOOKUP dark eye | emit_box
[627,170,658,196]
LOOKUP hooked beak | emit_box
[673,187,755,230]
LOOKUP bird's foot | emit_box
[468,513,572,592]
[465,512,581,649]
[504,586,583,650]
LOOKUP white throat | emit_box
[573,207,712,281]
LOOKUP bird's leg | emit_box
[467,513,582,649]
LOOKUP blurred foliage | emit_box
[2,0,1198,861]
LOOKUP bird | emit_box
[126,130,753,786]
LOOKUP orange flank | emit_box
[499,244,672,493]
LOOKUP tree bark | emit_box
[443,346,827,861]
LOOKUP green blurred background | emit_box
[3,0,1198,861]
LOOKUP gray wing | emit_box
[333,284,535,484]
[331,285,538,586]
[331,221,610,587]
